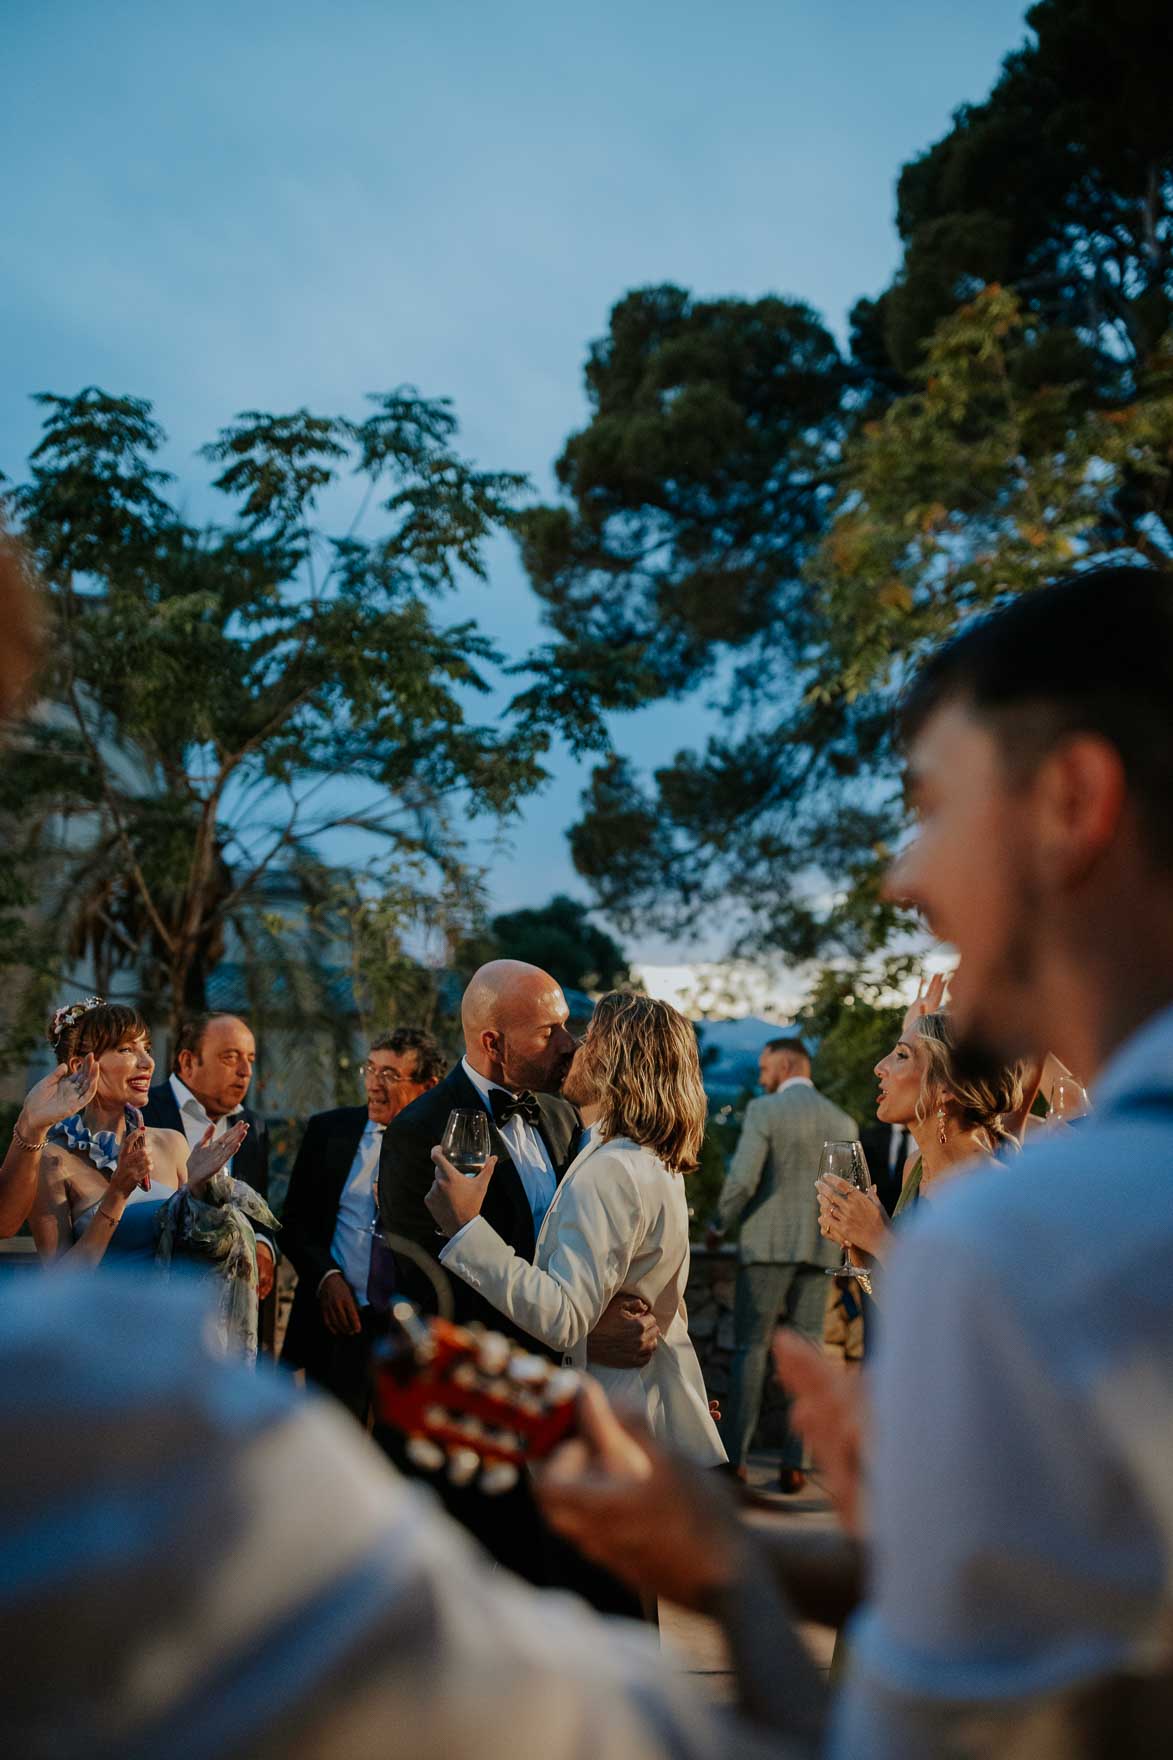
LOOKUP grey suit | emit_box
[717,1080,858,1468]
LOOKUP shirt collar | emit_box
[461,1056,514,1106]
[169,1073,211,1125]
[776,1075,814,1094]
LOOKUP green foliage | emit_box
[489,893,633,994]
[524,4,1173,968]
[799,960,913,1126]
[1,385,562,1051]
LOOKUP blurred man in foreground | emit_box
[541,566,1173,1757]
[0,1273,806,1760]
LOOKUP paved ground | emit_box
[658,1450,838,1702]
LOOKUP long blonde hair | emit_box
[914,1013,1022,1154]
[584,992,707,1173]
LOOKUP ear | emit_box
[1032,735,1127,889]
[176,1049,194,1083]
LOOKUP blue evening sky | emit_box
[3,0,1028,967]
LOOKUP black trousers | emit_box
[303,1307,379,1425]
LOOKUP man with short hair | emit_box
[541,563,1173,1757]
[715,1036,857,1486]
[142,1011,276,1299]
[378,959,660,1589]
[281,1027,445,1420]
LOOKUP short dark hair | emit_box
[900,566,1173,866]
[49,1000,149,1063]
[369,1026,447,1085]
[764,1036,810,1062]
[172,1012,249,1073]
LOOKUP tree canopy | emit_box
[489,893,633,995]
[523,0,1173,965]
[1,385,565,1048]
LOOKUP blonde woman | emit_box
[818,1011,1022,1270]
[426,992,726,1467]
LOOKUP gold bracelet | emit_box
[96,1206,121,1224]
[11,1121,48,1152]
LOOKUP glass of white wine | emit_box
[819,1139,873,1282]
[1047,1075,1090,1125]
[441,1109,491,1177]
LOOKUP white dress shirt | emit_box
[834,1001,1173,1757]
[168,1072,274,1255]
[458,1056,557,1235]
[169,1072,239,1168]
[327,1121,384,1304]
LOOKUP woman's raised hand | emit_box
[901,968,951,1036]
[109,1125,154,1199]
[18,1056,101,1139]
[186,1119,249,1192]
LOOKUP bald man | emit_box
[377,961,658,1593]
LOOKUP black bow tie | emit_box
[490,1089,541,1128]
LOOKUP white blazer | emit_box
[441,1129,726,1466]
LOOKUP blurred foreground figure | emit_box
[0,1275,801,1760]
[542,566,1173,1758]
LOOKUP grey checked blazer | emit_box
[717,1081,858,1266]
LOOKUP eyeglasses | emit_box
[363,1063,420,1085]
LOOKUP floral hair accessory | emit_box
[51,996,106,1042]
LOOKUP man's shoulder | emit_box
[304,1105,367,1135]
[385,1068,460,1140]
[142,1079,180,1118]
[537,1091,578,1130]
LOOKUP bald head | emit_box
[462,960,576,1094]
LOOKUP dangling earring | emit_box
[937,1103,948,1147]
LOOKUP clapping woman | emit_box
[31,999,274,1356]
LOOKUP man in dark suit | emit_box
[141,1011,276,1299]
[281,1027,445,1420]
[377,960,658,1591]
[859,1120,914,1217]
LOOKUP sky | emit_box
[3,0,1029,991]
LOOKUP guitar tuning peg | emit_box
[477,1335,510,1376]
[480,1462,519,1496]
[405,1435,446,1472]
[447,1447,480,1486]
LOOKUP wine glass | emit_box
[441,1109,491,1177]
[819,1139,873,1282]
[1048,1074,1090,1125]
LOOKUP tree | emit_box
[865,0,1173,388]
[489,893,633,994]
[1,386,559,1048]
[524,3,1173,967]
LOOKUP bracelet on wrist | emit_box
[11,1120,48,1152]
[96,1205,121,1224]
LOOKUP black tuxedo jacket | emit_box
[280,1105,369,1376]
[377,1064,581,1349]
[141,1079,272,1201]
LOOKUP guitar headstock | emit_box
[373,1301,580,1494]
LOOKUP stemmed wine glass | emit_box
[441,1109,491,1177]
[819,1139,873,1282]
[1048,1074,1090,1125]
